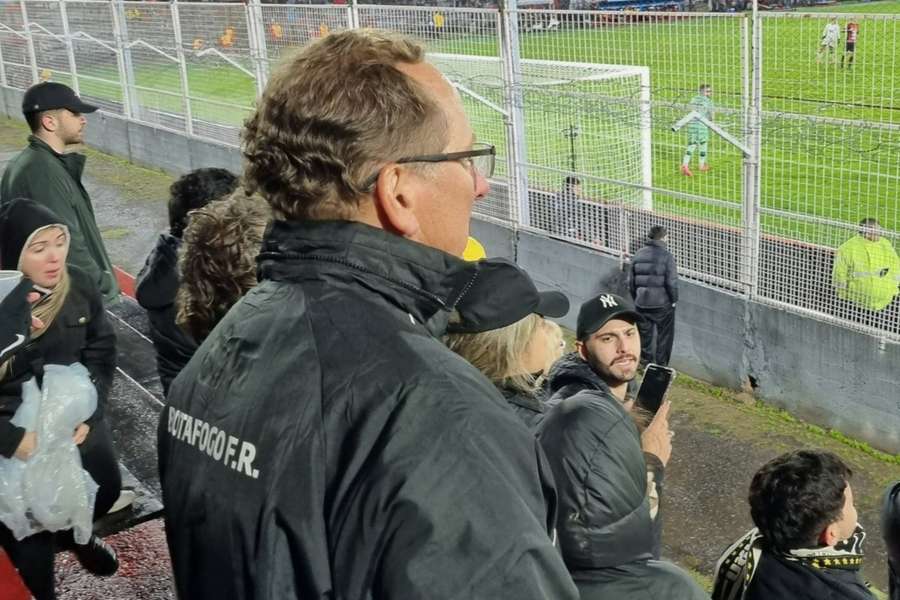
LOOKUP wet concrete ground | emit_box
[1,115,899,597]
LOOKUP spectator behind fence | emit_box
[553,175,582,238]
[884,481,900,600]
[0,82,119,304]
[628,225,679,367]
[135,168,239,395]
[175,191,271,343]
[713,450,873,600]
[445,261,569,429]
[537,296,707,599]
[158,29,578,600]
[543,292,675,560]
[832,218,900,312]
[0,199,120,600]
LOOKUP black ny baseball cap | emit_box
[576,293,642,340]
[22,82,98,115]
[447,258,570,334]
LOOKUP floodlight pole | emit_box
[564,123,579,173]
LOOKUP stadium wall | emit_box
[2,86,897,454]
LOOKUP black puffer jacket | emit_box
[0,266,116,457]
[883,481,900,600]
[537,386,707,600]
[628,239,679,309]
[546,352,664,556]
[135,232,197,396]
[158,220,578,600]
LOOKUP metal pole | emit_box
[0,14,7,87]
[349,0,360,30]
[638,66,652,210]
[499,0,530,228]
[58,0,79,94]
[741,0,762,297]
[170,0,193,135]
[565,124,578,172]
[245,0,268,97]
[20,0,39,84]
[110,0,139,120]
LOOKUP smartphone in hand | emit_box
[636,364,677,415]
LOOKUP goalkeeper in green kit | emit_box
[681,83,713,177]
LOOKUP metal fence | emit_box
[1,0,898,340]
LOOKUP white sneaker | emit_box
[109,489,136,513]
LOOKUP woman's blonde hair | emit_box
[445,313,544,395]
[0,225,70,380]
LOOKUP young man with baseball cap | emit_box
[1,82,119,303]
[536,294,705,599]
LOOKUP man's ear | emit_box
[39,111,58,133]
[371,165,422,240]
[575,340,587,361]
[821,523,840,548]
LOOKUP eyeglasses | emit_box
[364,142,496,191]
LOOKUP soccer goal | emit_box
[429,52,652,224]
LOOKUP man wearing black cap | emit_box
[1,81,119,303]
[542,292,673,557]
[628,225,679,367]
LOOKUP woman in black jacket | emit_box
[0,198,121,600]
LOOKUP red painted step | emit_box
[0,549,32,600]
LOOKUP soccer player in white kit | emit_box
[817,17,840,64]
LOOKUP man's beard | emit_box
[583,345,637,388]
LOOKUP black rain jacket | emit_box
[158,220,578,600]
[135,232,197,395]
[537,381,708,600]
[0,266,116,457]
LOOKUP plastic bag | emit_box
[0,362,99,543]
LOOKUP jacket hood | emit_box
[135,233,182,310]
[258,220,538,338]
[538,391,655,570]
[546,352,612,401]
[0,198,68,270]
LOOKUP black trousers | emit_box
[637,305,676,367]
[0,419,121,600]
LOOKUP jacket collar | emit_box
[645,239,666,249]
[28,135,86,182]
[258,220,495,336]
[547,352,613,399]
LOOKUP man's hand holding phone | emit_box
[641,401,672,466]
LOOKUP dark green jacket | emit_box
[1,136,119,303]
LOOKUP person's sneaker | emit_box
[680,164,693,176]
[699,164,710,172]
[71,534,119,576]
[108,489,136,514]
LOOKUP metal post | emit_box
[638,66,652,210]
[245,0,268,97]
[110,0,139,120]
[499,0,530,227]
[0,17,7,87]
[741,1,762,297]
[170,0,193,135]
[57,0,79,94]
[349,0,360,30]
[564,124,579,172]
[19,0,39,84]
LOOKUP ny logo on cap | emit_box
[598,294,618,308]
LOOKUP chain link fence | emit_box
[1,1,898,340]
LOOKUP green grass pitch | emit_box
[57,0,900,246]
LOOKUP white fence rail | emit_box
[1,0,898,340]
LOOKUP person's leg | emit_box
[655,305,676,366]
[681,143,696,176]
[636,309,656,367]
[0,527,56,600]
[698,139,710,171]
[78,419,122,519]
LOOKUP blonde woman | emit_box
[445,264,569,430]
[0,198,120,599]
